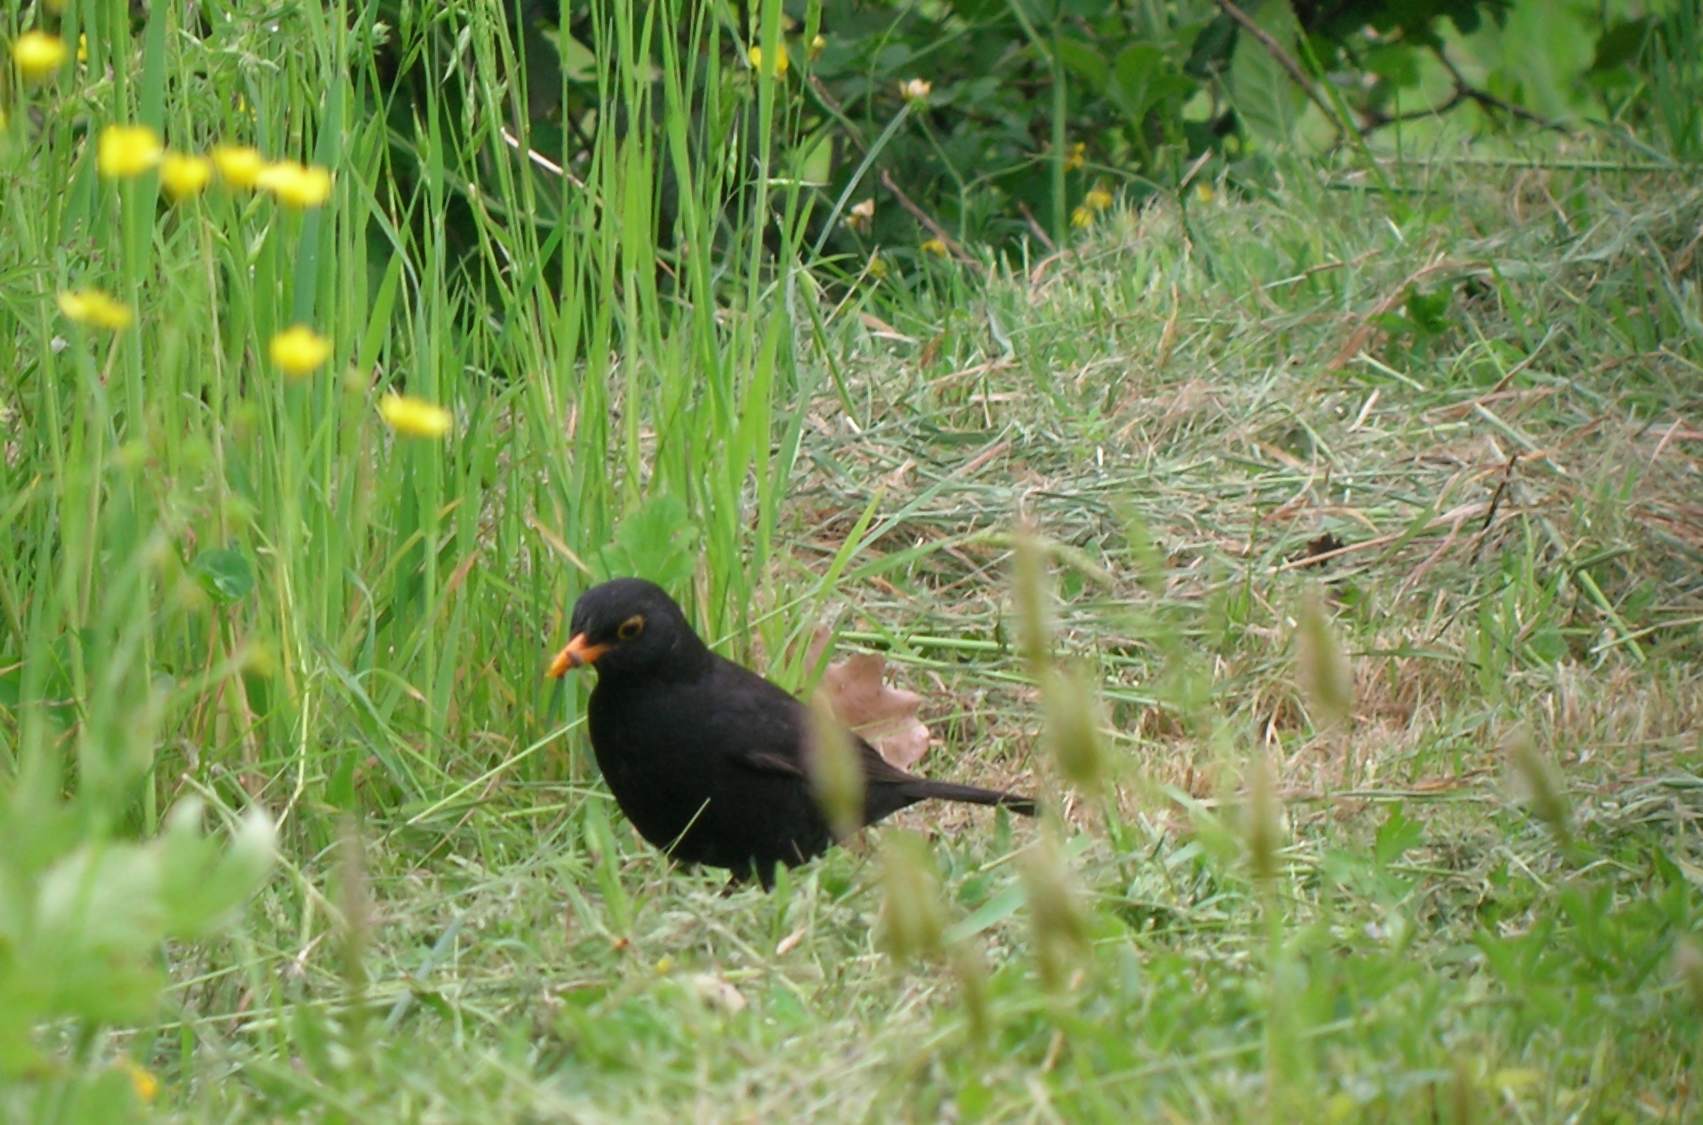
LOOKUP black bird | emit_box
[548,578,1036,886]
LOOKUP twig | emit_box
[1433,50,1564,132]
[1468,453,1519,564]
[1016,201,1057,254]
[878,169,984,272]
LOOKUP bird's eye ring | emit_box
[617,614,645,641]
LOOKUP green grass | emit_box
[3,1,1701,1120]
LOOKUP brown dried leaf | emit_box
[822,651,931,769]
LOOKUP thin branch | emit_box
[1361,48,1566,136]
[1433,50,1564,130]
[879,169,984,272]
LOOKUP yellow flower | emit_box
[809,33,826,60]
[1071,205,1094,229]
[120,1059,158,1104]
[211,144,265,188]
[898,78,932,103]
[846,197,875,234]
[57,288,134,331]
[920,238,947,258]
[160,152,213,200]
[378,393,453,439]
[269,325,331,379]
[256,161,333,208]
[1085,185,1113,212]
[748,42,788,77]
[1195,182,1215,204]
[98,124,164,179]
[13,30,68,82]
[866,253,888,280]
[77,33,88,63]
[1065,141,1086,172]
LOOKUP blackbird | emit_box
[547,578,1036,886]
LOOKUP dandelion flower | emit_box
[920,238,947,258]
[748,42,788,77]
[378,393,453,439]
[13,30,67,82]
[211,144,265,188]
[57,287,133,331]
[1071,205,1094,229]
[256,160,333,208]
[1085,185,1113,212]
[898,78,932,103]
[160,152,213,200]
[269,325,331,379]
[98,125,164,179]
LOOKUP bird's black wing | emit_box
[704,654,925,786]
[737,735,920,786]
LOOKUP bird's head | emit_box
[546,577,706,681]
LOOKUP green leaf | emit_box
[598,494,698,591]
[1055,37,1108,91]
[1373,805,1423,867]
[191,547,254,604]
[1226,3,1307,148]
[1111,44,1194,122]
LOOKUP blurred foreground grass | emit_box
[2,1,1701,1118]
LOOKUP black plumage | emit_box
[548,578,1035,886]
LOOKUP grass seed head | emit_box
[1245,751,1283,884]
[876,831,946,962]
[1042,663,1106,793]
[1019,831,1089,990]
[806,693,866,843]
[1296,586,1353,729]
[1012,525,1052,677]
[1504,724,1572,847]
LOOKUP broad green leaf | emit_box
[191,547,254,604]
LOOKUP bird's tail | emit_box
[904,779,1038,817]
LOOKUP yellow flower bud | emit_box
[13,30,68,82]
[748,42,789,77]
[211,144,265,188]
[256,160,333,209]
[57,287,133,331]
[98,125,164,179]
[269,325,332,379]
[160,152,213,201]
[378,393,454,439]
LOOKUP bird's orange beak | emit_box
[546,633,608,678]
